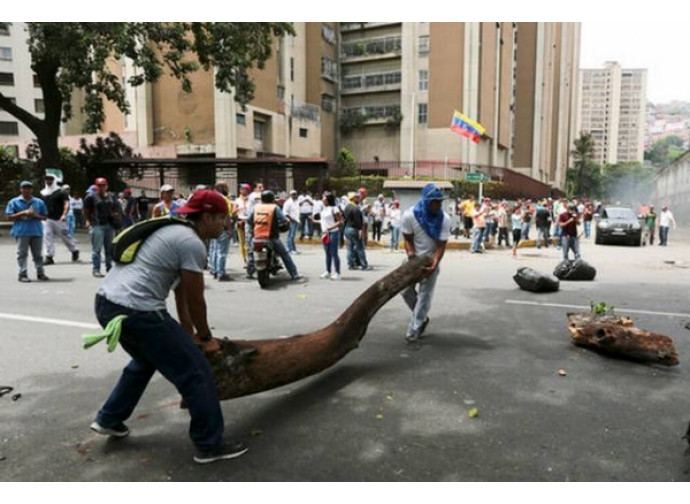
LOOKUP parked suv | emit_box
[595,206,642,246]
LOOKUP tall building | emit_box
[1,22,581,193]
[339,22,581,191]
[577,61,647,165]
[0,22,45,156]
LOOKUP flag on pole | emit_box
[450,110,485,143]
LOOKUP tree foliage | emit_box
[0,22,295,168]
[644,135,686,167]
[567,131,601,198]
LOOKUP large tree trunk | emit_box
[567,313,679,366]
[205,255,432,401]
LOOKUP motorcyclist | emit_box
[246,190,302,281]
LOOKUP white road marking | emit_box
[0,312,100,329]
[505,300,690,318]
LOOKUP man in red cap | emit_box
[90,190,250,464]
[83,178,125,277]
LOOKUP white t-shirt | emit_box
[234,196,249,220]
[283,197,300,221]
[660,210,675,227]
[320,205,341,233]
[400,208,451,256]
[389,208,401,228]
[298,195,314,214]
[99,225,206,311]
[312,200,324,218]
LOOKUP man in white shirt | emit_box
[283,190,301,254]
[658,205,677,246]
[400,183,451,348]
[297,191,314,240]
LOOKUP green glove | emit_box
[82,315,128,352]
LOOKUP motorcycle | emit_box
[253,238,283,288]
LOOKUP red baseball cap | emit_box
[94,177,108,185]
[175,190,229,216]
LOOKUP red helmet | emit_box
[94,177,108,185]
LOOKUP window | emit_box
[0,25,9,36]
[0,47,11,61]
[418,103,428,124]
[419,70,428,91]
[33,75,41,88]
[290,57,294,82]
[236,113,246,126]
[34,99,45,114]
[0,121,19,136]
[299,128,308,138]
[321,57,337,81]
[418,36,430,56]
[0,72,14,86]
[321,94,335,113]
[277,85,285,100]
[254,120,265,141]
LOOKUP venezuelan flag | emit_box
[450,110,485,143]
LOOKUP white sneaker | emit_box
[331,273,341,280]
[320,271,331,279]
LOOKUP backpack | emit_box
[112,215,194,264]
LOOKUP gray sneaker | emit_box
[90,421,130,438]
[194,440,248,465]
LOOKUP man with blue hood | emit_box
[400,183,451,347]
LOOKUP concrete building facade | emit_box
[577,61,647,165]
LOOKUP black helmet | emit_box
[261,190,275,203]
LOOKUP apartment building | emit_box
[0,23,45,156]
[339,22,580,190]
[577,61,647,165]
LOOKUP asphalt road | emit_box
[1,229,690,481]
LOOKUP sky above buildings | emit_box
[580,22,690,105]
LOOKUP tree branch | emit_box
[0,91,43,135]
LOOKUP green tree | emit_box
[567,131,601,198]
[335,147,357,177]
[644,135,686,166]
[0,22,294,169]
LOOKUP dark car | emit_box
[595,206,642,246]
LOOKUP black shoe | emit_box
[194,440,248,465]
[90,421,130,438]
[404,335,422,351]
[72,250,80,262]
[43,257,55,266]
[18,275,30,283]
[218,274,232,282]
[37,274,49,281]
[92,271,104,278]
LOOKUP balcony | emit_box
[340,22,402,32]
[341,36,402,62]
[341,71,402,95]
[340,105,402,133]
[291,101,321,123]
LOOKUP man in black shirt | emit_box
[535,201,552,249]
[40,173,80,265]
[136,190,150,222]
[343,192,371,270]
[83,177,123,277]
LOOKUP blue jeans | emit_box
[323,230,341,274]
[659,226,670,245]
[272,238,298,278]
[16,235,45,277]
[402,264,440,338]
[210,230,230,276]
[299,214,312,239]
[583,220,591,238]
[345,226,368,268]
[521,223,531,240]
[536,226,550,247]
[471,227,485,252]
[287,220,299,252]
[390,226,400,251]
[90,224,115,273]
[561,235,581,260]
[93,294,224,451]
